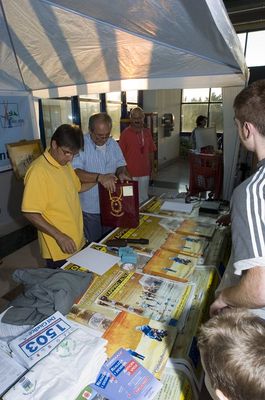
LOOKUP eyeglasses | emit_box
[58,146,79,157]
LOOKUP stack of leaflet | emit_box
[91,348,162,400]
[160,200,194,214]
[4,327,107,400]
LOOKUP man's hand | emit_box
[118,170,131,182]
[210,293,229,317]
[54,232,77,254]
[23,212,78,255]
[216,213,231,226]
[98,173,117,192]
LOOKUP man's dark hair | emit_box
[89,113,112,132]
[234,79,265,137]
[51,124,84,151]
[196,115,207,126]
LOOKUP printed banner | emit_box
[0,95,36,172]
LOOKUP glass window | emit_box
[182,88,209,103]
[79,96,101,133]
[209,103,223,132]
[107,102,121,140]
[126,90,138,103]
[42,98,72,147]
[106,92,122,140]
[181,104,208,132]
[80,94,100,100]
[181,88,223,133]
[210,88,222,102]
[106,92,121,102]
[246,30,265,67]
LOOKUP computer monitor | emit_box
[194,127,218,152]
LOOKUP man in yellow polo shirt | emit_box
[22,124,94,268]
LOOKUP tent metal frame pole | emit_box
[71,95,81,128]
[38,99,46,148]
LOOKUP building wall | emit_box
[143,89,181,168]
[0,89,183,242]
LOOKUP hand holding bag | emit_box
[99,180,139,228]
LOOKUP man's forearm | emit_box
[79,182,96,192]
[220,267,265,309]
[23,212,77,254]
[75,168,99,183]
[23,212,63,240]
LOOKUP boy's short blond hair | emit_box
[198,309,265,400]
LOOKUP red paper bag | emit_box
[99,180,139,228]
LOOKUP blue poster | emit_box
[0,94,36,172]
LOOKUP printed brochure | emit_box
[102,311,177,379]
[144,248,198,282]
[91,348,162,400]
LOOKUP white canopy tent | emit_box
[0,0,248,96]
[0,0,248,203]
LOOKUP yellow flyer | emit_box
[68,303,120,334]
[162,233,208,257]
[154,362,198,400]
[170,266,219,389]
[144,249,198,282]
[97,270,194,329]
[103,311,177,379]
[176,218,216,238]
[77,264,122,306]
[102,215,170,253]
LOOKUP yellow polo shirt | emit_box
[22,149,85,261]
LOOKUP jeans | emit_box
[82,212,112,243]
[46,258,67,269]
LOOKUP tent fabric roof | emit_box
[0,0,248,95]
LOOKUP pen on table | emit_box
[163,267,177,273]
[106,246,119,254]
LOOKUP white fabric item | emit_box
[3,327,107,400]
[133,175,150,204]
[204,372,219,400]
[215,253,265,320]
[0,0,247,94]
[0,308,32,345]
[215,252,240,296]
[234,256,265,275]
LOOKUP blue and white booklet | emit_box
[91,348,162,400]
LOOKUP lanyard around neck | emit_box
[137,130,144,152]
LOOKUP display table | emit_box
[0,198,231,400]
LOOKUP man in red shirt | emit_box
[119,107,156,204]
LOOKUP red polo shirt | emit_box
[119,126,156,177]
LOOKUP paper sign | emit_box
[161,201,194,214]
[9,312,76,369]
[123,186,133,196]
[67,247,120,275]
